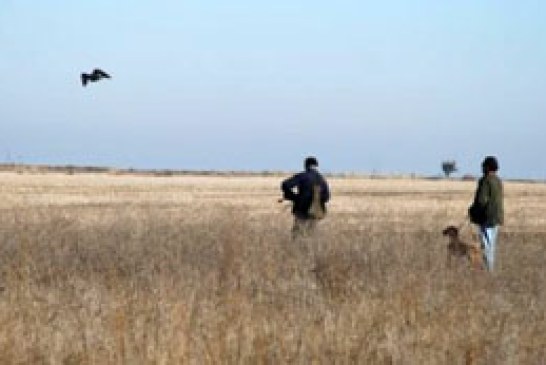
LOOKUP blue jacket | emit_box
[281,169,330,218]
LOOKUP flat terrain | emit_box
[0,172,544,364]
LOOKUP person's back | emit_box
[282,168,329,219]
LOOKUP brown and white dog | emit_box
[442,225,483,270]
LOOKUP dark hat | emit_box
[304,156,318,170]
[482,156,499,172]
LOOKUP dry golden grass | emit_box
[0,171,544,364]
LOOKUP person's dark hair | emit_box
[482,156,499,172]
[304,156,318,170]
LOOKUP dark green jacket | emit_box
[470,174,504,226]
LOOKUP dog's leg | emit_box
[469,249,484,270]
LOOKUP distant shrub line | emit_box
[0,163,543,183]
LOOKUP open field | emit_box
[0,171,544,364]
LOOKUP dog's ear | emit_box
[442,226,458,236]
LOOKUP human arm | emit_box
[281,174,301,202]
[477,177,491,208]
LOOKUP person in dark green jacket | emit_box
[468,156,504,271]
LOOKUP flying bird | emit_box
[81,68,111,87]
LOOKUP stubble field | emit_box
[0,172,544,364]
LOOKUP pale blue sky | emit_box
[1,1,545,178]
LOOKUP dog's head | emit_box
[442,225,459,238]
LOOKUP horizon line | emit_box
[1,162,544,184]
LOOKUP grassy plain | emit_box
[0,172,544,364]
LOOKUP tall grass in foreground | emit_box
[0,174,544,364]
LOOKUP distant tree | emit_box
[441,160,457,178]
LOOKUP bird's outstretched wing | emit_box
[93,69,111,78]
